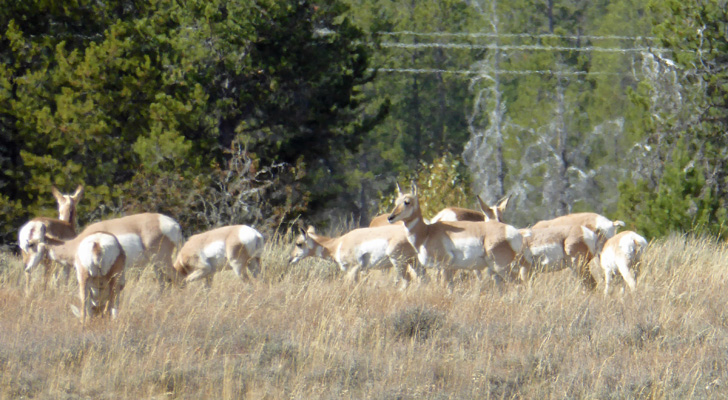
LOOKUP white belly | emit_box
[530,243,566,271]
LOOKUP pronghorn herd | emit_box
[17,183,648,324]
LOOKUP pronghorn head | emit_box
[52,185,84,224]
[23,223,48,273]
[289,226,318,265]
[387,183,420,224]
[477,194,510,222]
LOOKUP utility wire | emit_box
[378,41,666,54]
[371,68,624,76]
[376,30,657,42]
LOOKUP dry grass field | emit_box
[1,232,727,399]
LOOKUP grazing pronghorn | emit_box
[430,195,510,223]
[173,225,265,288]
[23,223,126,324]
[387,184,530,289]
[598,230,648,295]
[521,225,599,289]
[531,212,625,250]
[289,225,421,288]
[78,213,183,285]
[18,185,84,291]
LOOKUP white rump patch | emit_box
[237,225,264,256]
[431,209,457,223]
[77,233,122,277]
[18,221,37,252]
[158,215,183,245]
[504,225,523,253]
[594,216,618,239]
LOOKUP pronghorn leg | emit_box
[345,265,361,284]
[229,258,250,282]
[616,259,636,292]
[572,257,597,290]
[247,257,261,279]
[473,269,484,281]
[390,258,410,290]
[76,270,89,328]
[42,260,52,291]
[441,268,455,292]
[603,270,613,296]
[24,272,31,296]
[108,272,124,319]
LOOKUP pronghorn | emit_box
[23,223,126,323]
[531,212,625,250]
[597,230,648,295]
[77,213,183,285]
[430,195,510,223]
[387,184,530,289]
[52,185,84,228]
[18,185,84,291]
[521,225,599,289]
[173,225,265,288]
[289,225,421,288]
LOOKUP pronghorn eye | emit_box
[295,242,303,247]
[404,199,411,205]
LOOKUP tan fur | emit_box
[387,185,528,289]
[24,225,126,325]
[430,195,510,223]
[173,225,264,288]
[19,186,83,293]
[521,225,598,289]
[369,213,396,227]
[598,230,648,295]
[289,224,421,289]
[79,213,183,284]
[51,185,83,228]
[531,212,625,249]
[73,233,126,325]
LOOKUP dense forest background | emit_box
[1,0,726,246]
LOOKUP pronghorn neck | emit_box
[309,233,340,261]
[397,204,429,249]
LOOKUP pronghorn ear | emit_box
[395,182,403,197]
[306,225,316,234]
[72,185,84,201]
[497,195,510,211]
[410,181,418,196]
[477,195,496,219]
[51,186,62,201]
[476,195,488,212]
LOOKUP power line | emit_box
[372,68,624,76]
[379,41,666,54]
[376,30,657,42]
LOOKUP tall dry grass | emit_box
[1,232,727,399]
